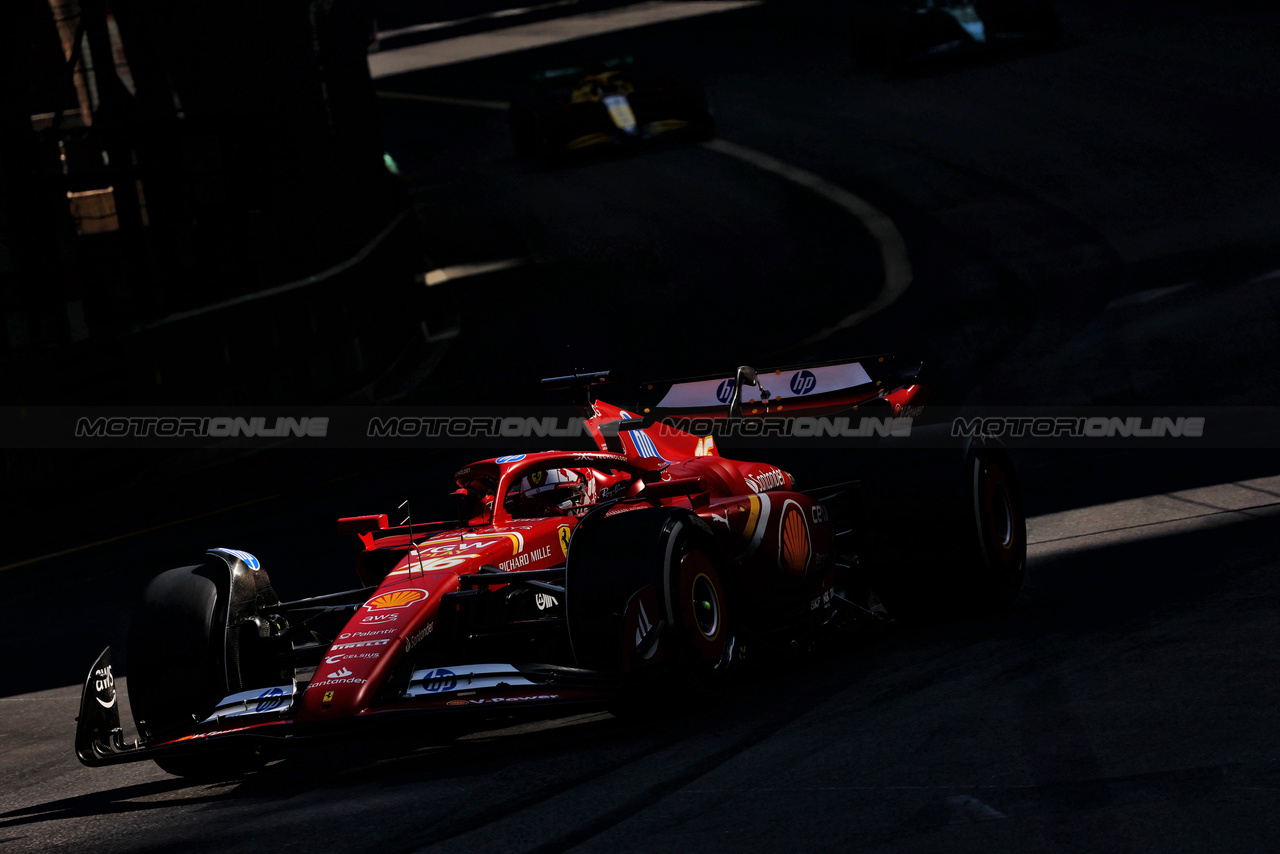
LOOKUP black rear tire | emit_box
[864,439,1027,621]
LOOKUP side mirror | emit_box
[449,488,470,524]
[337,514,389,535]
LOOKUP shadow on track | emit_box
[7,512,1279,853]
[0,779,237,830]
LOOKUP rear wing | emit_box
[635,356,925,419]
[543,356,925,464]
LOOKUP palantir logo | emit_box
[789,370,817,396]
[421,668,458,693]
[716,379,735,403]
[254,687,287,713]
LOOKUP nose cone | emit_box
[296,636,398,721]
[295,579,455,721]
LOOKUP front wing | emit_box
[75,647,618,767]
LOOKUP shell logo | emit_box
[779,503,810,576]
[364,588,427,611]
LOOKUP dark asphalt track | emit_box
[4,1,1280,851]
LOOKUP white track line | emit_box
[132,211,409,333]
[377,90,511,111]
[421,258,527,286]
[1028,474,1280,556]
[368,1,762,78]
[702,139,913,343]
[1105,281,1194,309]
[373,90,916,338]
[375,0,581,43]
[376,90,915,340]
[0,493,283,573]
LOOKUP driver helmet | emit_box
[517,468,591,515]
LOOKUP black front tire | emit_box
[567,507,734,709]
[127,564,275,778]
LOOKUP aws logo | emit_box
[93,664,116,709]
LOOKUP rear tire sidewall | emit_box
[970,448,1027,608]
[866,441,1027,621]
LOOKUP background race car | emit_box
[508,56,715,164]
[851,0,1061,69]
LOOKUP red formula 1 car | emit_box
[75,360,1026,778]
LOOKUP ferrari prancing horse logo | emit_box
[558,525,572,557]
